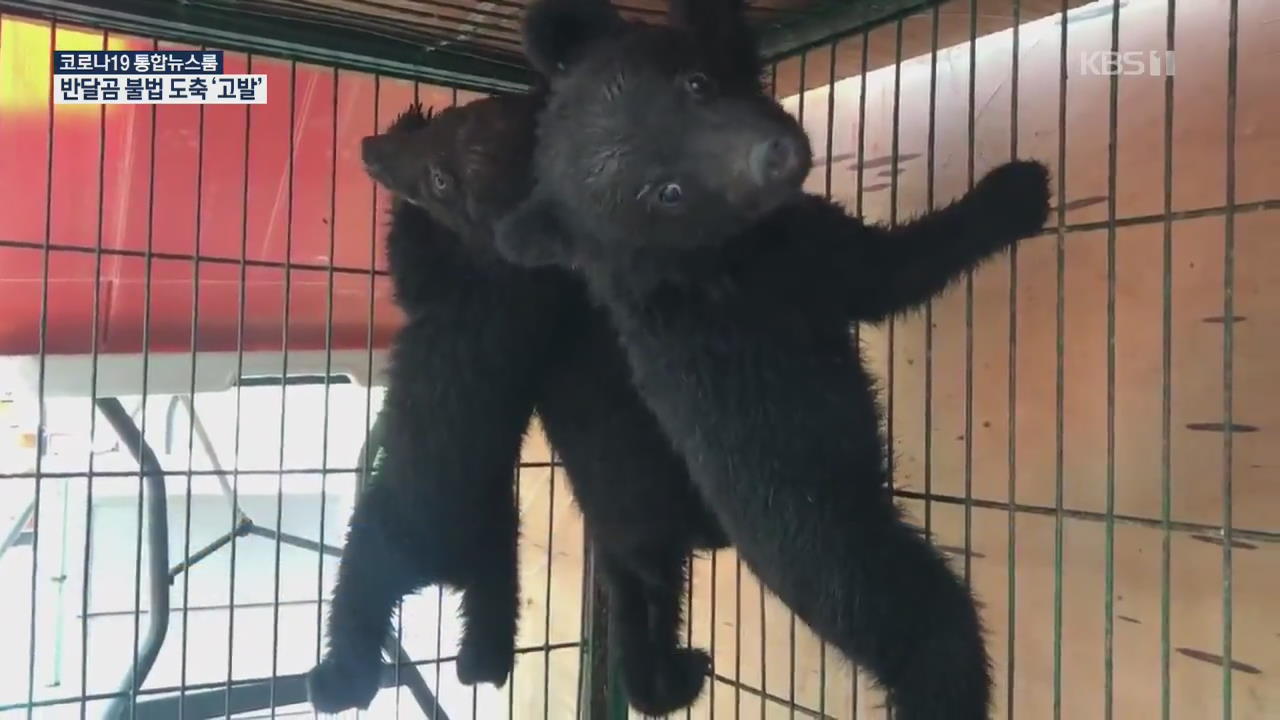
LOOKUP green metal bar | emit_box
[1104,1,1121,717]
[849,33,867,719]
[1053,1,1070,718]
[577,545,613,720]
[1221,0,1239,716]
[1006,0,1021,716]
[9,0,1094,95]
[962,0,976,595]
[1160,2,1177,718]
[0,0,534,93]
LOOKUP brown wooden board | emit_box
[677,0,1279,716]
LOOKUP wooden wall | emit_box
[691,0,1278,716]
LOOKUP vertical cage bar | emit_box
[924,2,939,551]
[709,548,718,719]
[962,0,977,591]
[823,40,837,202]
[734,539,742,719]
[268,59,300,720]
[26,18,58,720]
[179,86,208,720]
[887,21,905,720]
[433,84,454,720]
[685,552,694,720]
[1158,3,1177,719]
[791,49,807,718]
[543,452,557,719]
[888,17,902,447]
[575,534,586,718]
[854,34,867,221]
[1006,1,1022,715]
[452,82,480,720]
[510,196,518,720]
[851,31,869,719]
[395,83,408,720]
[364,78,387,500]
[578,543,611,720]
[510,466,519,720]
[395,78,423,720]
[397,88,408,720]
[316,65,341,707]
[1220,1,1239,717]
[1053,2,1070,717]
[76,26,109,720]
[768,60,778,717]
[758,579,766,720]
[1103,2,1121,717]
[51,461,70,701]
[887,17,902,500]
[126,38,162,719]
[817,34,839,720]
[370,76,386,720]
[224,52,257,720]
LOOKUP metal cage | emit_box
[0,0,1275,718]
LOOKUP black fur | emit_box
[522,0,624,76]
[310,95,727,717]
[309,99,566,713]
[495,1,1053,718]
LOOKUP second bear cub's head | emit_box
[498,0,813,269]
[361,93,543,245]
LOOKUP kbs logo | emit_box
[1079,50,1177,76]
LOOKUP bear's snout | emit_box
[748,135,807,188]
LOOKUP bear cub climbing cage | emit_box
[0,0,1275,718]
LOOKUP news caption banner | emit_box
[53,50,266,104]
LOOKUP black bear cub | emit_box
[496,0,1052,718]
[308,97,567,713]
[312,93,728,716]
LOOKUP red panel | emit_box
[191,261,246,353]
[330,70,378,272]
[148,40,203,259]
[288,62,337,268]
[0,247,99,355]
[48,28,106,249]
[100,58,150,260]
[0,18,53,247]
[0,19,404,356]
[244,54,291,266]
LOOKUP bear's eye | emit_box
[655,182,684,206]
[683,73,713,98]
[430,168,451,193]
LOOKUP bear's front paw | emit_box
[625,648,712,717]
[972,160,1052,239]
[456,635,515,687]
[307,654,381,714]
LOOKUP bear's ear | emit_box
[522,0,623,77]
[360,131,425,202]
[667,0,763,82]
[495,197,575,268]
[385,101,429,134]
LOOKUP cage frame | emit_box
[0,0,949,93]
[0,0,1271,718]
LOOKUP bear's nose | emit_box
[748,136,804,187]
